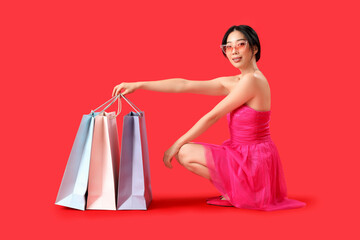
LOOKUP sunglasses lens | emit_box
[237,41,247,50]
[221,41,246,54]
[221,46,231,53]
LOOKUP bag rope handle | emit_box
[118,93,142,116]
[91,95,122,117]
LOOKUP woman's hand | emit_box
[163,142,182,169]
[112,82,139,97]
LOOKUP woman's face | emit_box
[225,30,256,69]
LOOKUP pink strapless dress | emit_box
[193,104,306,211]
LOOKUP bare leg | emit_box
[176,143,229,201]
[175,143,211,180]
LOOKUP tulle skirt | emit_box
[193,139,306,211]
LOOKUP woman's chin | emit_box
[232,63,242,69]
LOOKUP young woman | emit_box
[112,25,306,211]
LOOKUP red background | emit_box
[1,0,359,239]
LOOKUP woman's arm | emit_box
[113,77,229,96]
[177,75,257,145]
[113,78,186,96]
[137,78,186,93]
[163,74,258,168]
[138,77,228,95]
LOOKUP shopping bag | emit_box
[55,95,120,210]
[86,102,122,210]
[117,94,152,210]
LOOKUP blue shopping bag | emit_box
[55,95,121,210]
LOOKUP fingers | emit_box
[112,83,123,97]
[112,86,119,97]
[112,82,135,98]
[163,156,173,169]
[165,162,172,168]
[114,88,120,97]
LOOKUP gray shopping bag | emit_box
[117,94,152,210]
[55,95,120,210]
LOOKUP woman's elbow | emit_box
[176,79,189,93]
[205,113,222,123]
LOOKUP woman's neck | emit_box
[238,59,259,76]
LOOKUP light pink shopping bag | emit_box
[86,111,120,210]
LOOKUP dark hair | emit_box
[221,25,261,62]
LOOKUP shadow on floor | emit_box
[148,195,213,210]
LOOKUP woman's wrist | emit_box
[175,137,188,148]
[135,81,144,90]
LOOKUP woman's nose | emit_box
[231,47,238,54]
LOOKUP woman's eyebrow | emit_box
[226,38,246,43]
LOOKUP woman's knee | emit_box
[177,143,207,166]
[177,143,193,166]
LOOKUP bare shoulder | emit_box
[217,75,241,94]
[240,71,271,111]
[220,71,270,96]
[253,70,268,84]
[239,71,269,89]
